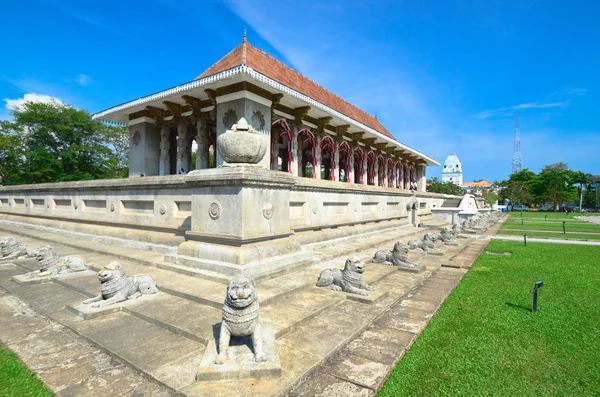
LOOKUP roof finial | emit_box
[374,110,378,119]
[243,27,247,43]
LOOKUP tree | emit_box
[481,189,498,206]
[499,180,532,207]
[0,101,129,184]
[426,177,464,196]
[570,171,594,212]
[534,167,577,210]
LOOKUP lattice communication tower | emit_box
[512,114,522,173]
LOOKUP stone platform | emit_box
[0,217,503,396]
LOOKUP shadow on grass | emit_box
[505,302,532,312]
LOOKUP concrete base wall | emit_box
[0,168,446,276]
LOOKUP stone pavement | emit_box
[0,217,503,396]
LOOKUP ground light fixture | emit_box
[532,280,543,312]
[523,233,527,247]
[563,220,566,234]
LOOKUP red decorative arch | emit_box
[377,155,386,187]
[338,141,351,183]
[298,129,316,178]
[353,147,365,184]
[387,158,395,188]
[320,136,336,181]
[395,161,403,188]
[271,119,293,173]
[366,151,376,185]
[409,165,416,190]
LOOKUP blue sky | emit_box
[2,0,598,182]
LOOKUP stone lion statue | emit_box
[25,246,87,278]
[439,228,456,243]
[373,241,418,268]
[82,262,158,308]
[0,236,18,258]
[316,257,374,296]
[0,237,43,260]
[408,234,443,254]
[215,274,266,365]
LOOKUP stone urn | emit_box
[217,117,267,165]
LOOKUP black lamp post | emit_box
[563,220,566,234]
[523,233,527,246]
[532,280,543,312]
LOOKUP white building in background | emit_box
[442,153,463,186]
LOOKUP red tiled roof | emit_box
[196,42,397,141]
[462,180,494,188]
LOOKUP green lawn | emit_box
[497,230,600,241]
[0,348,52,397]
[379,241,600,396]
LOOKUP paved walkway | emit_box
[500,228,600,235]
[484,234,600,246]
[576,215,600,225]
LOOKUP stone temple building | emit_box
[0,37,444,279]
[441,153,463,186]
[94,36,437,187]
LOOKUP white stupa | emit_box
[442,153,463,186]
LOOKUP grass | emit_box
[0,347,52,397]
[497,230,600,240]
[379,241,600,396]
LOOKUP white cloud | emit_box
[3,93,63,112]
[476,101,570,119]
[75,74,94,86]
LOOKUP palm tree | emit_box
[571,171,593,213]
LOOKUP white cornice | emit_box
[216,90,272,108]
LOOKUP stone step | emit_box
[72,311,204,392]
[124,294,221,345]
[261,289,344,338]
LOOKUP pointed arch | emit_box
[395,161,403,188]
[298,128,316,178]
[271,119,293,173]
[366,151,376,185]
[387,158,395,188]
[409,164,416,190]
[320,136,336,181]
[377,155,386,187]
[353,147,365,184]
[338,141,351,182]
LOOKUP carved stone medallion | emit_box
[159,204,166,215]
[208,202,221,220]
[110,203,115,212]
[132,131,141,146]
[262,203,274,219]
[252,111,265,130]
[222,109,238,129]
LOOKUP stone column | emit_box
[332,141,340,182]
[389,161,395,188]
[417,164,427,192]
[374,159,379,186]
[362,155,368,184]
[314,135,322,180]
[297,133,304,177]
[176,119,189,174]
[159,123,170,176]
[382,159,388,187]
[348,150,354,183]
[290,127,299,176]
[195,115,208,170]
